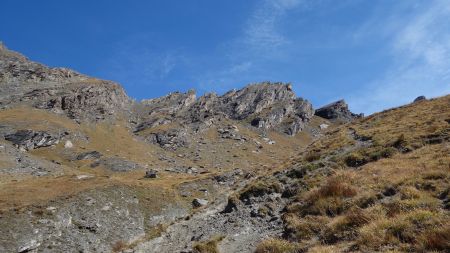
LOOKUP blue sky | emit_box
[1,0,449,114]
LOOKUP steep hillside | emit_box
[251,95,450,253]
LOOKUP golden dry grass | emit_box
[192,235,225,253]
[255,238,300,253]
[257,95,450,252]
[0,105,314,217]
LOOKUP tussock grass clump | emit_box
[254,238,300,253]
[304,150,322,162]
[419,226,450,251]
[294,177,357,216]
[112,240,128,252]
[344,146,397,167]
[358,210,447,251]
[313,177,357,199]
[239,180,282,200]
[192,235,225,253]
[283,213,328,241]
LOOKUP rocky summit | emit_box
[0,43,449,253]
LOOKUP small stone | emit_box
[64,140,73,148]
[186,167,198,174]
[145,170,158,178]
[76,174,94,180]
[192,198,208,208]
[319,124,329,129]
[199,188,208,193]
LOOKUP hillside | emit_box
[253,95,450,252]
[0,43,448,253]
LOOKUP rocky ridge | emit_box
[315,99,363,122]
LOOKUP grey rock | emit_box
[141,129,189,150]
[192,198,208,208]
[4,130,61,151]
[17,239,40,253]
[133,82,314,137]
[76,151,102,160]
[315,99,363,122]
[218,125,247,141]
[414,95,426,102]
[0,44,131,122]
[145,170,158,178]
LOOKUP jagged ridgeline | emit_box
[3,42,447,253]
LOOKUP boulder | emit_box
[143,129,189,150]
[192,198,208,208]
[144,170,158,178]
[4,130,61,151]
[414,96,426,102]
[76,151,102,160]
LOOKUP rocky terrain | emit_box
[0,43,448,253]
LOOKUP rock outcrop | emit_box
[134,83,314,138]
[315,99,362,122]
[414,95,426,102]
[0,44,132,122]
[215,83,314,135]
[1,44,314,136]
[4,130,63,151]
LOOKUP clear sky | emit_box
[1,0,449,114]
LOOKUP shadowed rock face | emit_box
[315,99,362,122]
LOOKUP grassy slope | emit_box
[0,106,313,214]
[256,95,450,253]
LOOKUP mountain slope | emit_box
[252,95,450,253]
[1,43,447,253]
[0,44,331,252]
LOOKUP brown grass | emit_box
[255,238,300,253]
[192,235,225,253]
[257,95,450,252]
[112,240,128,252]
[419,226,450,251]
